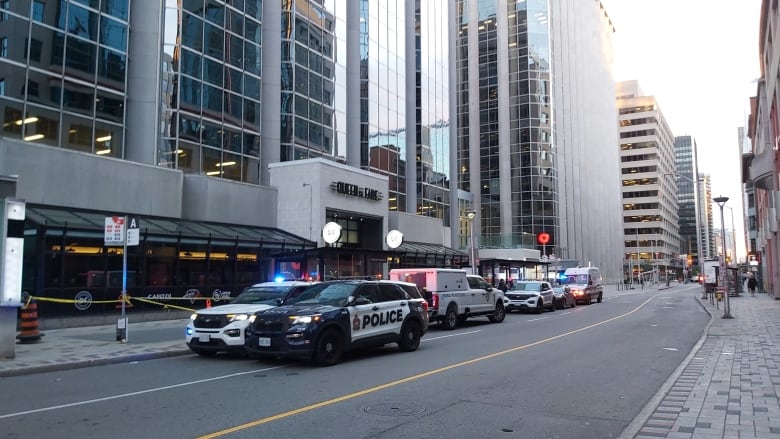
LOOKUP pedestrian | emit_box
[748,275,758,297]
[498,279,508,292]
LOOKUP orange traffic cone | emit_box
[115,293,133,309]
[17,298,44,343]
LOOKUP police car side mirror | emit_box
[274,297,284,306]
[349,296,372,306]
[486,286,493,292]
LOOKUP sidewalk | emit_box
[0,318,192,377]
[624,289,780,439]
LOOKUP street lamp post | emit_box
[467,210,477,275]
[714,195,733,319]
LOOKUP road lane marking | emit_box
[197,293,664,439]
[0,331,482,421]
[423,330,481,341]
[0,366,286,420]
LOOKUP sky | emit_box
[600,0,762,259]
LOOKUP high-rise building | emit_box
[551,0,623,281]
[673,135,702,272]
[454,0,622,281]
[698,173,715,260]
[0,0,472,319]
[616,80,680,281]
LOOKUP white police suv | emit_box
[244,280,429,366]
[186,280,314,356]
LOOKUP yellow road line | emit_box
[197,294,660,439]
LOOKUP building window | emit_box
[0,78,5,96]
[32,0,45,23]
[0,0,8,22]
[0,37,6,58]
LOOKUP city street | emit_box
[0,285,707,438]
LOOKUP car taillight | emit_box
[421,301,429,312]
[432,293,439,310]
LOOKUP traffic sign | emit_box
[104,216,125,246]
[126,216,139,246]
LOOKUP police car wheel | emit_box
[313,329,344,366]
[597,293,603,303]
[441,306,458,330]
[488,302,505,323]
[398,321,422,352]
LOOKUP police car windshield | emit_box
[291,282,354,307]
[512,282,541,291]
[230,286,289,304]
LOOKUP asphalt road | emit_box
[0,285,708,439]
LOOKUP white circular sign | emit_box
[322,222,342,244]
[386,229,404,249]
[74,290,93,311]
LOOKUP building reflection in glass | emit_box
[0,0,128,157]
[280,0,343,162]
[456,0,558,252]
[159,0,262,183]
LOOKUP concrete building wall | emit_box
[125,0,163,165]
[269,159,389,247]
[388,211,451,247]
[180,176,278,227]
[0,139,182,217]
[552,0,624,282]
[617,80,681,280]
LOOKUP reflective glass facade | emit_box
[159,0,263,183]
[365,0,407,212]
[456,0,557,252]
[506,0,556,249]
[280,0,346,162]
[0,0,129,156]
[416,0,451,222]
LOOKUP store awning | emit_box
[23,205,314,247]
[395,241,468,258]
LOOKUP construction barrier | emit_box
[17,297,44,343]
[25,294,213,313]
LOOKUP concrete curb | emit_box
[0,348,193,378]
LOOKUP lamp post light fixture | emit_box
[466,210,477,275]
[713,195,733,319]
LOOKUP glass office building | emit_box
[456,0,557,252]
[158,0,263,183]
[0,0,129,157]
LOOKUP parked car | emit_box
[387,269,507,330]
[244,279,429,366]
[185,280,315,356]
[505,280,556,313]
[552,285,576,309]
[563,267,604,305]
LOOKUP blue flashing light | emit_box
[274,276,285,283]
[186,327,192,336]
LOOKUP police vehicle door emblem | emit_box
[352,315,361,331]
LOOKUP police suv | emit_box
[244,280,429,366]
[186,280,313,356]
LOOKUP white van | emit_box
[388,268,507,329]
[562,267,603,305]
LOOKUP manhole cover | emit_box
[363,402,426,417]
